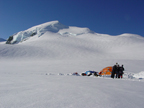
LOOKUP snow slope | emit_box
[0,21,144,108]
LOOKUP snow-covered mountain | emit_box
[1,20,144,72]
[6,21,94,44]
[2,20,144,61]
[1,20,144,108]
[0,38,6,42]
[6,20,144,45]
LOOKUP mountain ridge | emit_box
[5,20,144,44]
[6,20,94,44]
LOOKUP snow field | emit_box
[1,21,144,108]
[1,70,144,108]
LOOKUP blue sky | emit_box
[0,0,144,39]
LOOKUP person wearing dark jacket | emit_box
[118,65,124,78]
[111,65,117,78]
[115,65,120,78]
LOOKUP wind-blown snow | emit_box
[0,21,144,108]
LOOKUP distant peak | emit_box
[0,38,6,42]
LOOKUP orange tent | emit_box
[99,66,113,75]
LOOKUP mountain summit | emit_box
[6,21,94,44]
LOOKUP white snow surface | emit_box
[0,21,144,108]
[133,71,144,78]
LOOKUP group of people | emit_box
[111,63,124,79]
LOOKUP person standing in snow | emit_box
[115,65,120,78]
[111,64,117,78]
[111,63,119,78]
[118,65,124,78]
